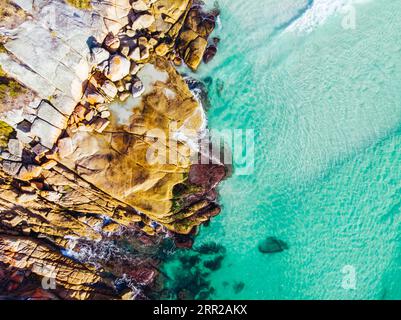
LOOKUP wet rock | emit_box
[174,234,194,249]
[185,37,208,71]
[129,268,156,286]
[258,237,288,254]
[176,7,218,70]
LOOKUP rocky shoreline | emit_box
[0,0,224,299]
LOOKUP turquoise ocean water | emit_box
[166,0,401,299]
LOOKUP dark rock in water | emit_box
[189,164,226,190]
[178,289,195,300]
[233,281,245,294]
[197,289,211,300]
[215,78,224,97]
[173,234,194,249]
[179,254,201,269]
[203,38,220,64]
[203,255,224,271]
[173,268,212,300]
[203,76,213,85]
[195,242,226,255]
[258,237,288,254]
[203,45,217,63]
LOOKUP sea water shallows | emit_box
[165,0,401,300]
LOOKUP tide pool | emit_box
[165,0,401,299]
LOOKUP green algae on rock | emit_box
[65,0,92,10]
[0,120,13,148]
[0,66,27,100]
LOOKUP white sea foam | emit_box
[285,0,368,33]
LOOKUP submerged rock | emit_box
[195,242,226,255]
[258,237,288,254]
[233,281,245,294]
[203,255,224,271]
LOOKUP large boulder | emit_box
[176,7,218,71]
[185,37,208,71]
[105,55,131,81]
[258,237,288,254]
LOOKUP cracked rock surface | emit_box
[0,0,223,299]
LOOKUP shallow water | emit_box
[165,0,401,299]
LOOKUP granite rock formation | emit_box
[0,0,223,299]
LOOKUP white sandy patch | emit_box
[109,64,169,125]
[137,63,169,95]
[109,95,142,125]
